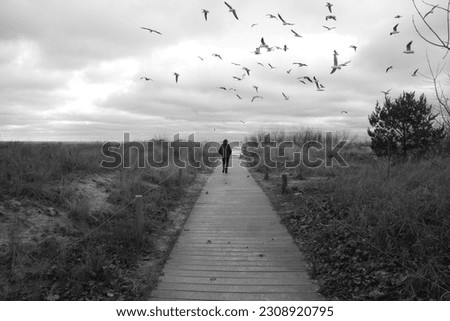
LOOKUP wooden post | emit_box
[135,195,143,246]
[264,165,269,180]
[281,173,287,194]
[178,168,183,194]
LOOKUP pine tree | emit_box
[368,92,445,158]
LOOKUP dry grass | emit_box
[248,128,450,300]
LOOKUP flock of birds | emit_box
[138,1,424,117]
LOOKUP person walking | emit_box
[218,139,232,173]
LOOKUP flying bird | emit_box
[323,25,336,30]
[326,2,333,13]
[350,45,357,52]
[257,62,264,66]
[218,86,227,90]
[299,76,313,83]
[386,66,393,73]
[293,62,307,67]
[260,37,268,48]
[140,77,153,81]
[315,80,325,91]
[394,15,402,19]
[212,53,223,59]
[411,68,419,76]
[224,2,239,20]
[173,72,180,83]
[286,68,292,74]
[268,63,276,69]
[390,23,399,35]
[330,52,341,74]
[341,110,348,114]
[231,62,241,66]
[242,67,251,76]
[240,120,246,123]
[251,23,258,27]
[236,94,243,100]
[140,27,162,35]
[282,93,289,100]
[202,9,209,21]
[381,89,391,95]
[197,56,204,61]
[251,95,264,102]
[266,14,278,19]
[326,15,337,21]
[403,41,414,54]
[253,85,259,92]
[277,13,294,25]
[233,75,245,81]
[291,29,302,37]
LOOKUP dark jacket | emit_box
[219,143,232,159]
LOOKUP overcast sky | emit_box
[0,0,447,142]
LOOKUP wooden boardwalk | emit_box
[149,156,322,301]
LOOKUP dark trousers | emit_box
[222,157,230,172]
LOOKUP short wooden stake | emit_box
[264,165,269,180]
[281,173,288,194]
[135,195,143,246]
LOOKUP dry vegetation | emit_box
[0,141,212,300]
[246,128,450,300]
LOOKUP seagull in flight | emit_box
[268,63,276,69]
[251,95,264,102]
[411,68,419,77]
[315,80,325,91]
[341,110,348,114]
[252,47,261,55]
[173,72,180,83]
[326,15,336,21]
[202,9,209,21]
[293,62,307,67]
[140,77,153,81]
[231,62,241,66]
[282,93,289,100]
[386,66,393,73]
[140,27,162,35]
[251,23,258,27]
[257,62,264,67]
[291,29,302,37]
[240,120,246,123]
[277,13,294,25]
[260,37,268,48]
[212,53,223,60]
[242,67,251,76]
[381,89,391,95]
[197,56,204,61]
[350,45,357,52]
[299,76,313,83]
[253,85,259,92]
[330,52,341,74]
[236,94,243,100]
[394,15,402,19]
[266,14,278,19]
[403,41,414,54]
[218,86,227,90]
[390,23,399,35]
[323,25,336,30]
[326,2,333,13]
[224,2,239,20]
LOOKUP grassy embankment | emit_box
[0,140,213,300]
[245,128,450,300]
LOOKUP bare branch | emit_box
[412,0,450,50]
